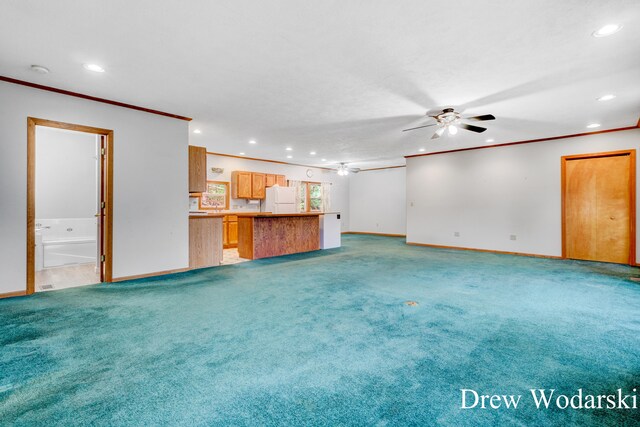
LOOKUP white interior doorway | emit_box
[35,127,100,291]
[27,118,114,294]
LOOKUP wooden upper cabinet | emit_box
[266,174,286,188]
[188,146,207,193]
[266,174,276,187]
[231,171,284,199]
[232,171,252,198]
[252,172,266,199]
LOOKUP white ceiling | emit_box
[1,0,639,169]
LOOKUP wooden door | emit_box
[266,174,276,187]
[563,150,635,264]
[252,172,266,199]
[232,171,252,198]
[276,175,287,186]
[188,146,207,193]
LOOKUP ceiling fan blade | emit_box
[431,127,445,139]
[465,114,495,121]
[402,123,437,132]
[460,123,487,133]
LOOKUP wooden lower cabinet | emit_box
[228,221,238,246]
[189,217,223,268]
[223,215,239,248]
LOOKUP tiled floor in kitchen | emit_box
[221,248,250,265]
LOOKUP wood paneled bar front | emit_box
[237,213,321,260]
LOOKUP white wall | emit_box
[406,128,640,260]
[35,127,98,219]
[203,154,350,230]
[349,167,406,235]
[0,82,189,293]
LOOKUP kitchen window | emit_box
[199,181,229,210]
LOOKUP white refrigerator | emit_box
[264,186,297,214]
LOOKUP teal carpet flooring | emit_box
[1,235,640,426]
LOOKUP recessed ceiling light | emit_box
[285,147,293,151]
[485,138,495,143]
[249,140,257,144]
[592,24,623,37]
[193,129,201,134]
[239,152,246,155]
[597,94,616,102]
[83,63,105,73]
[310,151,316,155]
[321,158,327,162]
[30,65,50,74]
[418,148,426,152]
[286,155,293,159]
[586,123,601,129]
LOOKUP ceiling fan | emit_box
[402,108,495,139]
[336,163,360,176]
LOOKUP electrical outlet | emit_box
[454,231,460,237]
[510,234,517,241]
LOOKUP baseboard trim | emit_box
[0,290,28,299]
[406,242,563,259]
[343,232,406,237]
[111,267,190,282]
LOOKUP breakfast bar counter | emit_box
[236,213,321,260]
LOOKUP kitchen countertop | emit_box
[189,211,339,218]
[236,212,322,218]
[188,212,226,219]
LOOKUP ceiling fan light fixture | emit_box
[448,125,458,135]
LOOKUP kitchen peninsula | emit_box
[237,213,321,260]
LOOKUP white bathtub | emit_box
[35,218,97,269]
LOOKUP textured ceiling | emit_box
[1,0,639,168]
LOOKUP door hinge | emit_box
[101,147,105,156]
[100,255,106,263]
[101,201,105,209]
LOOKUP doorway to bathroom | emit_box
[27,118,113,293]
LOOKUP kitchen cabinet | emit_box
[189,216,223,268]
[266,174,286,188]
[188,145,207,193]
[232,171,280,199]
[252,172,266,199]
[266,174,276,187]
[231,171,253,198]
[223,215,238,248]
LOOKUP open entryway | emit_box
[562,149,636,264]
[27,118,113,294]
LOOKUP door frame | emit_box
[27,117,114,294]
[561,149,636,264]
